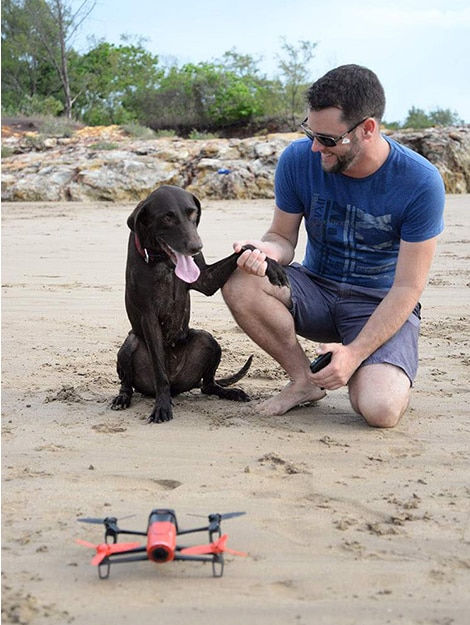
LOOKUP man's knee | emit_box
[222,271,274,310]
[221,270,245,307]
[350,394,408,428]
[348,364,411,428]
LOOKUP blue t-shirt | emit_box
[275,135,445,288]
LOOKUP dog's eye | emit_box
[186,208,198,221]
[162,211,176,225]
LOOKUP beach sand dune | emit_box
[2,196,469,624]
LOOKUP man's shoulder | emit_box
[279,137,321,175]
[282,137,315,158]
[384,135,440,176]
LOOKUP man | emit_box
[222,64,445,428]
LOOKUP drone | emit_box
[77,508,247,579]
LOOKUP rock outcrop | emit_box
[389,127,470,194]
[2,124,469,202]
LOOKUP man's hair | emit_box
[306,64,386,123]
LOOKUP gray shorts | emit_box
[285,263,421,384]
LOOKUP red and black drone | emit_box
[77,508,247,579]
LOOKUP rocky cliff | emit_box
[2,124,469,202]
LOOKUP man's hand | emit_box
[235,243,288,287]
[237,246,268,277]
[233,240,282,276]
[310,343,363,390]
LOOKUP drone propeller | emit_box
[77,539,142,566]
[218,512,246,520]
[77,514,134,525]
[180,534,247,557]
[77,515,136,538]
[207,511,245,532]
[77,516,120,531]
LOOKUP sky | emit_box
[73,0,470,124]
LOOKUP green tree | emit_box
[1,0,44,109]
[219,48,263,78]
[429,107,463,127]
[1,0,96,118]
[385,106,464,130]
[217,48,285,126]
[141,61,266,134]
[25,0,96,118]
[72,38,162,125]
[403,106,433,129]
[275,38,318,127]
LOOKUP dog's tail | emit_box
[216,355,253,387]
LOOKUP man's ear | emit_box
[363,117,378,138]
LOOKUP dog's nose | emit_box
[190,244,203,255]
[188,239,203,255]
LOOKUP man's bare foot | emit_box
[256,380,326,416]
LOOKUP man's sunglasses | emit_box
[299,117,368,147]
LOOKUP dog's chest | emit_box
[154,281,191,342]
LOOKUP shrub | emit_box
[122,123,157,139]
[89,141,119,150]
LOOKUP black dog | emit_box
[111,184,287,423]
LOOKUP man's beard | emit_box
[320,136,360,174]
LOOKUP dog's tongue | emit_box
[173,251,201,283]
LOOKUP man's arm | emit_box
[233,207,303,275]
[316,236,439,388]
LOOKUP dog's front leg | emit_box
[190,251,237,295]
[111,331,138,409]
[191,247,288,296]
[141,318,173,423]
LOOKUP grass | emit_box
[122,123,158,139]
[1,146,14,158]
[89,141,120,150]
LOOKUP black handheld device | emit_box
[309,352,332,373]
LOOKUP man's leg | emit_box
[222,270,326,416]
[348,363,411,428]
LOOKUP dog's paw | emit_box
[265,258,289,287]
[202,384,250,402]
[229,388,251,402]
[147,408,173,423]
[239,246,288,288]
[111,393,131,410]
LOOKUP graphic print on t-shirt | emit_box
[305,194,397,286]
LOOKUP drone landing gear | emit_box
[98,553,225,579]
[212,554,224,578]
[98,559,111,580]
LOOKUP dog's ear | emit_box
[127,198,146,232]
[190,193,202,226]
[127,198,154,249]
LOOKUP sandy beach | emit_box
[1,195,469,625]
